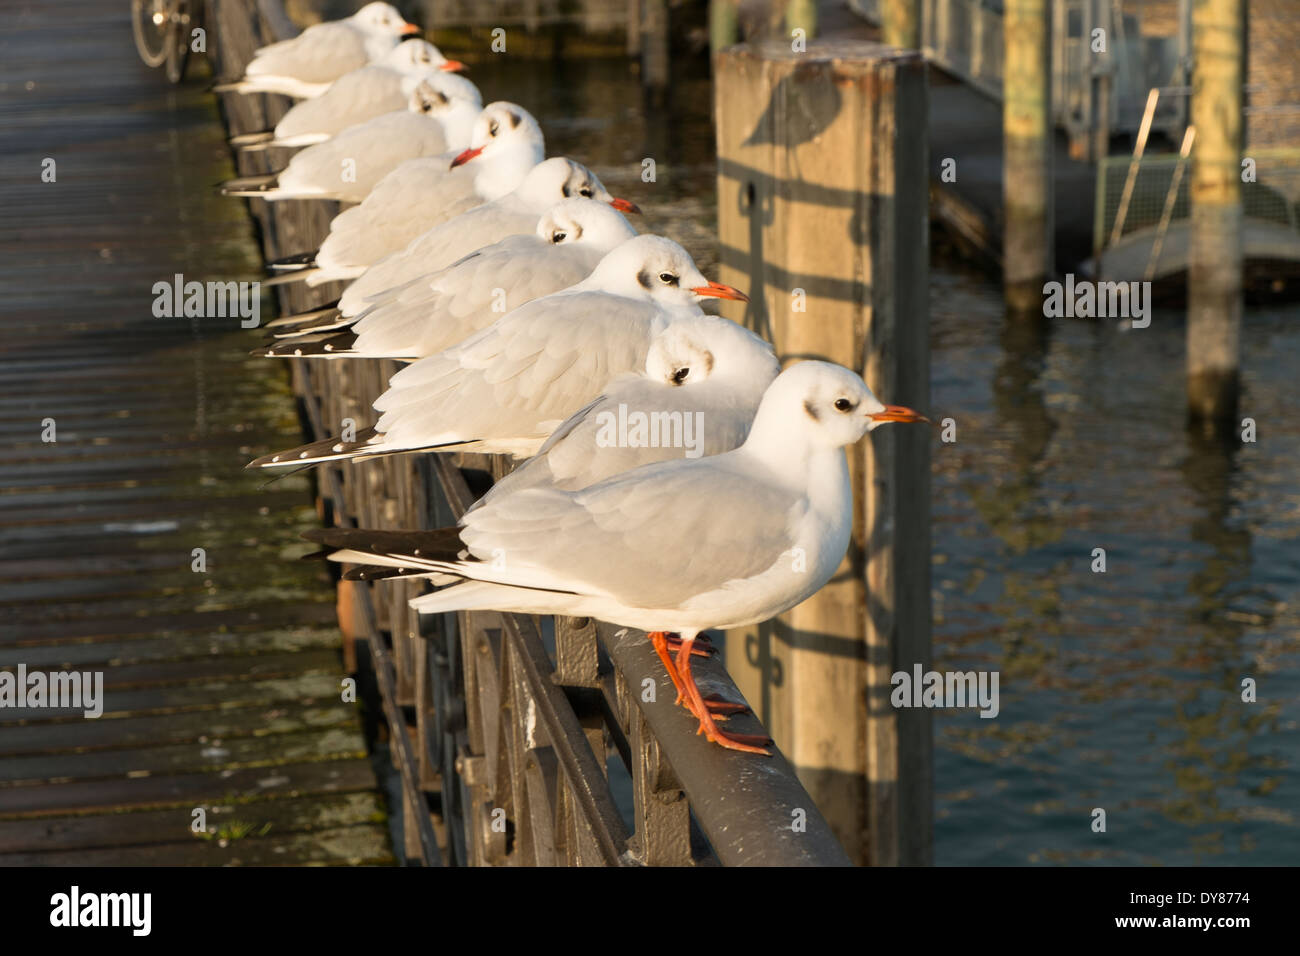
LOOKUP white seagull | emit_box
[305,361,930,753]
[230,40,472,151]
[332,158,639,309]
[222,77,479,203]
[258,198,639,358]
[274,102,545,286]
[247,237,747,467]
[215,2,420,99]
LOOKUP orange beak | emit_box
[869,404,930,424]
[439,60,467,72]
[608,198,641,214]
[400,22,421,35]
[450,145,483,167]
[691,280,749,302]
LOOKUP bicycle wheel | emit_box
[164,0,192,83]
[131,0,170,68]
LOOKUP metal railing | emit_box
[1094,146,1300,259]
[210,0,852,867]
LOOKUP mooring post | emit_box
[1187,0,1244,426]
[1003,0,1053,315]
[882,0,921,49]
[714,40,932,865]
[785,0,817,40]
[709,0,737,56]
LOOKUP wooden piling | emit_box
[1003,0,1053,314]
[709,0,737,56]
[785,0,817,39]
[714,40,932,865]
[640,0,670,97]
[882,0,921,49]
[1187,0,1244,425]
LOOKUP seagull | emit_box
[246,237,747,468]
[304,361,930,754]
[331,158,639,310]
[267,102,545,287]
[221,77,479,203]
[230,40,472,151]
[214,2,421,99]
[257,198,639,358]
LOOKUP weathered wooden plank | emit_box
[0,758,380,818]
[0,700,357,757]
[0,824,393,866]
[0,792,386,855]
[0,726,365,785]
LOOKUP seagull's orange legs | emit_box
[646,631,745,719]
[674,635,772,756]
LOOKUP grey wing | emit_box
[373,295,667,448]
[472,394,606,508]
[524,376,756,493]
[459,462,799,606]
[276,68,404,140]
[320,159,469,274]
[248,24,367,84]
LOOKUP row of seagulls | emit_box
[220,6,930,755]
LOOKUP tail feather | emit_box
[270,310,351,337]
[230,130,274,148]
[263,302,342,330]
[267,251,318,272]
[303,526,466,562]
[248,427,381,468]
[263,267,321,288]
[253,330,359,358]
[220,173,279,196]
[249,428,478,469]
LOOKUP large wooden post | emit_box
[1187,0,1244,425]
[714,41,932,865]
[882,0,921,49]
[1003,0,1053,314]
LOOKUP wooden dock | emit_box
[0,1,394,865]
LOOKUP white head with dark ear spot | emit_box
[581,235,749,308]
[354,2,419,37]
[747,361,930,452]
[517,159,641,216]
[450,102,544,169]
[535,198,638,254]
[408,79,449,114]
[645,313,780,392]
[385,38,463,73]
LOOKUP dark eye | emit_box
[551,231,566,243]
[672,367,690,384]
[489,120,499,137]
[834,398,853,412]
[579,186,593,197]
[659,272,677,285]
